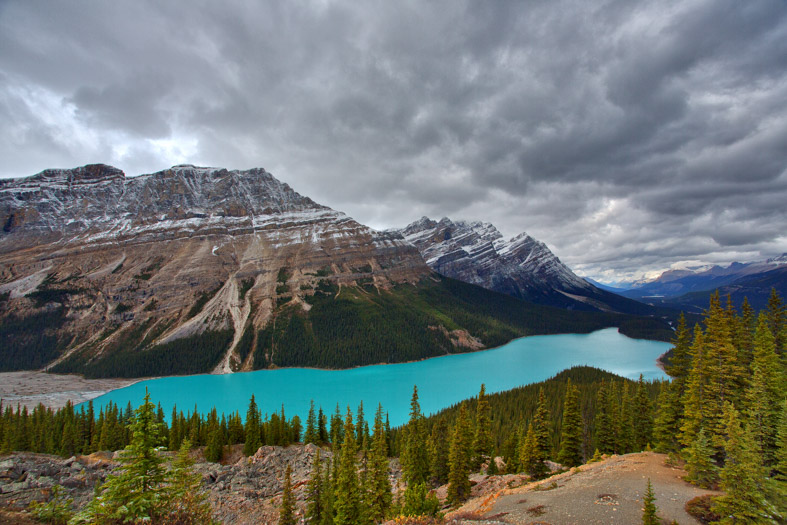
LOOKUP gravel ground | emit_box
[451,452,721,524]
[0,370,140,410]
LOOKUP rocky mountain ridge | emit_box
[0,164,429,375]
[393,217,655,315]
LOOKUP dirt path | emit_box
[452,452,720,524]
[0,370,140,410]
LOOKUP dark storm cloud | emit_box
[1,0,786,280]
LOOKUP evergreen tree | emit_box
[400,386,429,486]
[305,449,324,524]
[447,402,473,504]
[680,325,708,448]
[596,380,615,454]
[320,456,335,525]
[557,379,583,467]
[766,288,785,355]
[366,404,392,523]
[684,428,718,489]
[429,419,450,485]
[71,389,168,523]
[777,400,787,481]
[633,374,653,451]
[355,401,366,448]
[618,380,634,454]
[205,425,224,463]
[305,400,318,445]
[745,312,784,465]
[279,463,297,525]
[703,292,745,448]
[712,403,774,523]
[318,407,328,444]
[334,408,360,525]
[165,439,215,525]
[244,394,261,456]
[472,384,493,471]
[655,314,692,452]
[642,478,659,525]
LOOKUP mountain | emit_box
[0,164,661,378]
[393,217,657,316]
[649,265,787,313]
[619,255,787,300]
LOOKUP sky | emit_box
[1,1,786,283]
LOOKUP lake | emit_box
[84,328,670,427]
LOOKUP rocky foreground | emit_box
[1,447,717,524]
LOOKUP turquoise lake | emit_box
[84,328,670,427]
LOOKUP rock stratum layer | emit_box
[0,164,429,376]
[394,217,654,315]
[0,164,668,378]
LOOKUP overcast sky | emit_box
[1,1,786,282]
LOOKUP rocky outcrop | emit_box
[0,444,401,524]
[0,165,429,374]
[393,217,654,315]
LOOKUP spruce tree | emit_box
[777,400,787,481]
[305,449,324,524]
[279,463,297,525]
[334,408,360,525]
[447,402,473,504]
[472,384,493,472]
[429,418,450,485]
[557,379,583,467]
[596,380,615,454]
[366,404,392,523]
[166,439,214,524]
[532,388,551,465]
[642,478,659,525]
[680,324,707,448]
[633,374,653,451]
[766,288,785,355]
[618,380,635,454]
[401,386,429,486]
[712,403,774,523]
[244,394,261,456]
[703,292,745,448]
[71,389,168,523]
[305,400,318,445]
[519,422,541,477]
[684,428,718,489]
[320,456,335,525]
[745,312,784,465]
[656,314,692,452]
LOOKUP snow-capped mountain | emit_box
[0,164,429,374]
[393,217,653,314]
[619,255,787,301]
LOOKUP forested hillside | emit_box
[2,289,784,523]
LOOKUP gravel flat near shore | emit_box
[0,371,140,410]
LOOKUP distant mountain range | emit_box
[392,217,657,316]
[0,164,670,378]
[605,255,787,312]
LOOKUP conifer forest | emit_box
[1,289,785,523]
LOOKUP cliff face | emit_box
[0,164,429,374]
[394,217,652,314]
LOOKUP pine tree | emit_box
[320,456,335,525]
[557,379,583,467]
[642,478,659,525]
[472,384,493,472]
[205,425,224,463]
[633,374,653,451]
[429,418,450,485]
[618,380,635,454]
[366,404,392,523]
[244,394,261,456]
[777,400,787,481]
[596,380,615,454]
[684,428,718,489]
[165,439,214,524]
[305,449,324,524]
[355,401,366,448]
[745,312,784,465]
[703,292,745,448]
[766,288,785,355]
[680,324,708,448]
[400,386,429,486]
[712,402,774,523]
[447,402,473,504]
[305,400,318,445]
[532,388,551,465]
[72,389,168,523]
[518,422,541,477]
[279,463,297,525]
[655,314,692,452]
[334,408,360,525]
